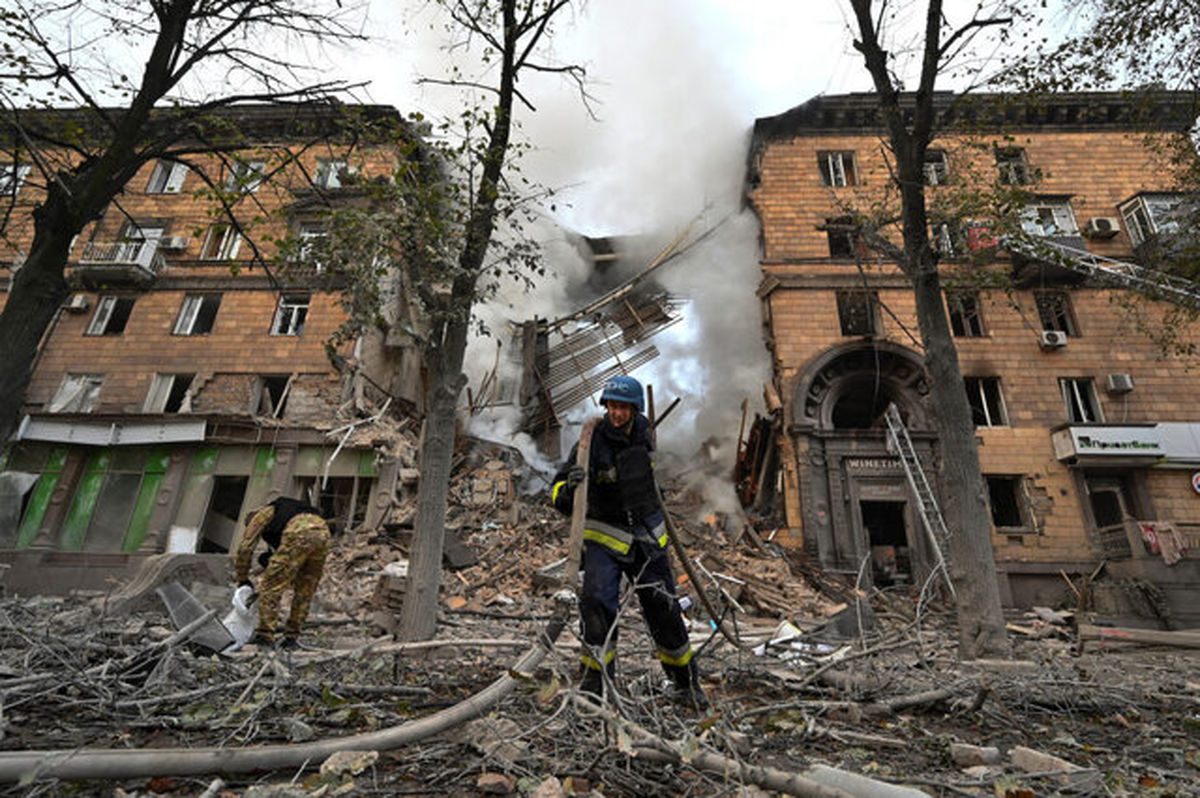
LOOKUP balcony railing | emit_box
[76,240,166,282]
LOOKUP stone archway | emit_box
[787,342,940,584]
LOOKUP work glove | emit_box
[566,464,586,488]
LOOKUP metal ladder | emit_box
[883,403,955,596]
[1004,236,1200,309]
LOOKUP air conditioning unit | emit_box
[1039,330,1069,349]
[1084,217,1121,239]
[64,293,90,313]
[1106,373,1135,393]
[158,236,190,250]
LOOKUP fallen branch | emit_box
[0,610,568,783]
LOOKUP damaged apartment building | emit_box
[748,91,1200,624]
[0,104,422,594]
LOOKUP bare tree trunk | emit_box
[849,0,1011,659]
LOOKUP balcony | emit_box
[75,240,166,285]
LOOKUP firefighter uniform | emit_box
[552,409,704,705]
[234,498,330,644]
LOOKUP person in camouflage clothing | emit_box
[234,496,330,648]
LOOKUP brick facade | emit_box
[750,93,1200,620]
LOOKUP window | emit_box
[124,222,165,244]
[1035,291,1077,335]
[1061,377,1103,423]
[947,292,985,337]
[225,159,266,193]
[86,296,136,336]
[1086,476,1137,557]
[996,146,1032,185]
[0,163,31,196]
[964,377,1007,427]
[200,223,242,260]
[818,151,857,187]
[297,222,328,270]
[144,373,195,413]
[1021,198,1078,236]
[923,149,949,185]
[314,158,350,189]
[173,293,222,335]
[1120,193,1183,246]
[836,290,877,336]
[986,475,1029,530]
[932,220,964,257]
[257,375,293,417]
[145,160,189,194]
[825,215,856,257]
[48,374,103,413]
[271,293,309,336]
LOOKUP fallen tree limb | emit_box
[1077,623,1200,651]
[0,610,568,783]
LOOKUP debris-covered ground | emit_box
[2,452,1199,797]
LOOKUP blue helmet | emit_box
[599,375,644,413]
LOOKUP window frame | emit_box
[1021,197,1079,237]
[271,293,310,336]
[964,376,1007,427]
[946,292,985,337]
[1035,290,1077,335]
[86,295,136,336]
[1119,193,1183,246]
[48,373,104,414]
[225,159,267,193]
[199,223,242,261]
[0,163,32,196]
[172,293,222,335]
[314,157,350,189]
[836,290,878,337]
[143,373,196,413]
[996,146,1032,185]
[1060,377,1104,423]
[923,149,949,186]
[825,215,856,258]
[145,160,189,194]
[817,151,857,188]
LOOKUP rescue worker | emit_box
[233,495,330,649]
[551,376,708,709]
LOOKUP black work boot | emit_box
[579,666,604,700]
[666,662,710,711]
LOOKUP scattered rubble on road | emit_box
[2,438,1200,797]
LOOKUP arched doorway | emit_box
[789,342,939,585]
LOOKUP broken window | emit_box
[1035,291,1077,335]
[996,146,1032,185]
[86,296,136,336]
[173,293,222,335]
[256,375,293,417]
[932,220,964,257]
[836,290,877,336]
[986,475,1030,530]
[144,373,195,413]
[1060,377,1103,423]
[314,157,350,189]
[0,163,32,197]
[271,293,309,335]
[145,160,189,194]
[1120,193,1183,246]
[923,149,949,185]
[297,222,328,271]
[964,377,1006,427]
[825,216,856,258]
[1021,197,1078,236]
[48,374,103,413]
[1085,475,1137,557]
[947,292,985,336]
[817,151,857,187]
[123,221,165,244]
[200,223,241,260]
[225,159,266,193]
[296,475,373,534]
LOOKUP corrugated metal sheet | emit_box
[16,417,207,446]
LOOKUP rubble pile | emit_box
[2,435,1199,796]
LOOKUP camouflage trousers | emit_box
[256,514,330,641]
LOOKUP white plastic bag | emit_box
[222,585,259,652]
